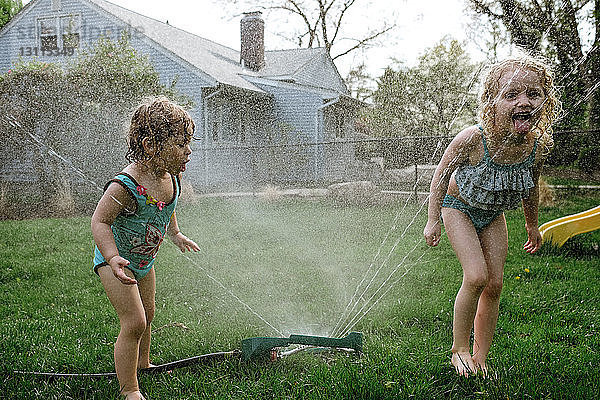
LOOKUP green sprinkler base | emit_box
[241,332,362,360]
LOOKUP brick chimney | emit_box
[240,11,265,71]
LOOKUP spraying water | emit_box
[2,41,598,344]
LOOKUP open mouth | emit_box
[180,160,189,172]
[512,111,532,133]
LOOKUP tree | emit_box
[0,0,22,30]
[224,0,395,61]
[365,38,480,138]
[362,38,480,167]
[465,16,511,63]
[344,63,373,101]
[466,0,600,167]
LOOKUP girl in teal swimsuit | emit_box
[91,97,200,400]
[424,55,561,377]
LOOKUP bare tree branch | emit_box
[332,24,394,60]
[285,0,320,46]
[318,0,329,51]
[468,0,504,18]
[226,0,395,59]
[330,0,356,44]
[573,0,593,12]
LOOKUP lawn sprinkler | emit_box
[241,331,362,361]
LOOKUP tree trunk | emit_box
[588,0,600,131]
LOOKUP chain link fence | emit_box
[188,129,598,193]
[188,135,454,192]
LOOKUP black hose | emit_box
[14,350,241,379]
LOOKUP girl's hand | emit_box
[424,219,442,247]
[108,255,137,285]
[170,232,201,253]
[524,224,542,254]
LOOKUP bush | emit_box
[577,146,600,174]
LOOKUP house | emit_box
[0,0,367,190]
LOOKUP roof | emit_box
[85,0,347,95]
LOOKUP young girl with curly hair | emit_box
[424,55,561,377]
[91,97,200,399]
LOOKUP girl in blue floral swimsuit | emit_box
[91,97,200,400]
[424,56,561,377]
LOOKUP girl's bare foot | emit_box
[451,351,476,377]
[138,362,156,370]
[122,390,146,400]
[473,360,489,378]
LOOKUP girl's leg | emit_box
[442,207,489,376]
[472,214,508,374]
[98,266,147,396]
[137,268,156,369]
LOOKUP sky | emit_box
[22,0,482,78]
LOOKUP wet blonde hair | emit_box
[478,55,562,155]
[126,96,195,163]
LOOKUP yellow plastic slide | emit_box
[539,205,600,247]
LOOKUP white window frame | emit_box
[37,14,81,51]
[38,17,58,51]
[60,15,81,49]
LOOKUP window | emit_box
[207,100,247,143]
[39,18,58,51]
[38,15,81,51]
[61,15,80,48]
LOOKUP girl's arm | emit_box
[424,127,475,246]
[167,211,201,252]
[522,162,543,254]
[91,183,137,285]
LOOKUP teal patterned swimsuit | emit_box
[93,173,180,280]
[442,127,538,232]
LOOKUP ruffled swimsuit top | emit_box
[454,127,538,211]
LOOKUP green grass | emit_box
[544,176,599,187]
[1,191,599,399]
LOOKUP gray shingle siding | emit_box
[261,84,323,181]
[195,85,322,185]
[194,83,328,185]
[0,0,211,186]
[1,0,125,70]
[0,148,36,182]
[268,85,321,142]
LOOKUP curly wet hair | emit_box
[126,96,195,163]
[478,54,562,155]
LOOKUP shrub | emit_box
[577,146,600,174]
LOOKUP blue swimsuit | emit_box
[442,128,538,233]
[93,173,180,280]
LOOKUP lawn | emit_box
[1,188,598,399]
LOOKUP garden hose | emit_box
[14,350,241,378]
